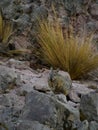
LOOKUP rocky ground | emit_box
[0,0,98,130]
[0,0,98,48]
[0,59,98,130]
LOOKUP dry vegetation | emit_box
[0,10,12,46]
[37,19,98,79]
[0,10,30,56]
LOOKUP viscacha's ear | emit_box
[49,67,54,81]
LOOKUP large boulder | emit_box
[20,90,80,130]
[0,0,97,33]
[80,91,98,121]
[0,65,18,93]
[1,59,98,129]
[90,4,98,19]
[77,120,89,130]
[16,120,53,130]
[89,121,98,130]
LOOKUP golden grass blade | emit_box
[37,18,98,79]
[8,49,31,55]
[0,10,3,40]
[2,21,13,44]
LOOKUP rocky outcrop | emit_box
[16,120,53,130]
[0,65,18,93]
[0,0,98,43]
[80,90,98,122]
[20,91,71,130]
[0,0,98,129]
[0,59,98,129]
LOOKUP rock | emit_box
[0,0,97,46]
[56,94,68,104]
[0,95,11,107]
[20,91,67,130]
[72,81,94,96]
[67,101,79,109]
[0,122,9,130]
[0,1,17,19]
[31,5,48,26]
[89,121,98,130]
[63,102,80,122]
[22,4,32,14]
[0,65,18,93]
[1,58,98,129]
[6,58,30,69]
[3,93,25,109]
[77,120,89,130]
[20,90,79,130]
[90,4,98,19]
[34,85,51,93]
[21,0,33,4]
[0,106,18,127]
[0,0,12,8]
[68,90,80,103]
[62,0,83,16]
[72,120,89,130]
[13,14,31,31]
[0,92,25,129]
[87,21,98,32]
[1,59,98,129]
[80,91,98,121]
[16,83,34,96]
[16,120,53,130]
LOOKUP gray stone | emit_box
[77,120,89,130]
[31,5,48,23]
[80,91,98,121]
[72,81,94,96]
[0,106,17,124]
[16,83,34,96]
[20,91,67,130]
[86,21,97,32]
[0,95,11,107]
[20,90,79,130]
[56,94,67,104]
[0,93,25,129]
[0,1,17,19]
[72,120,89,130]
[63,102,80,122]
[0,65,18,92]
[13,14,31,30]
[16,120,53,130]
[90,4,98,19]
[0,0,13,8]
[68,90,80,103]
[0,0,97,41]
[21,0,33,4]
[22,4,32,14]
[6,58,30,69]
[89,121,98,130]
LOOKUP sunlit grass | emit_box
[0,10,13,46]
[37,19,98,79]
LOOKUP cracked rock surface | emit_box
[0,59,98,130]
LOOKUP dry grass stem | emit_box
[37,19,98,79]
[0,10,13,46]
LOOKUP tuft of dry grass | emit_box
[0,9,32,57]
[0,10,13,46]
[37,19,98,79]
